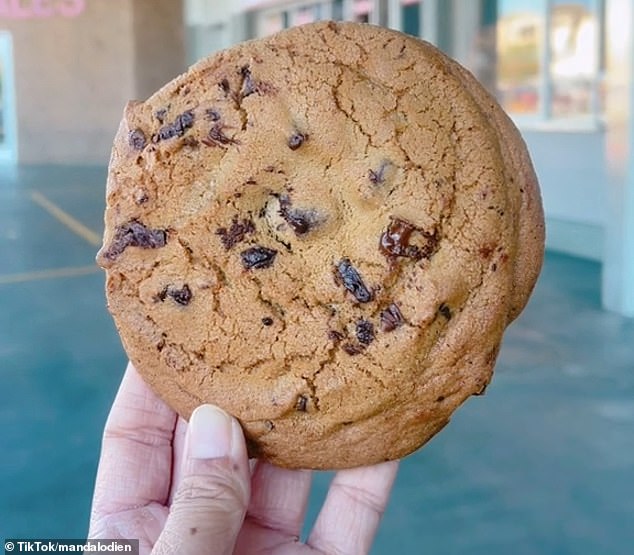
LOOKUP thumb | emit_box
[153,405,251,555]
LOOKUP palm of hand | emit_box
[89,365,398,555]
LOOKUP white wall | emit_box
[522,129,606,261]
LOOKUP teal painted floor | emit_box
[1,165,633,554]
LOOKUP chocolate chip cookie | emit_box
[97,21,545,469]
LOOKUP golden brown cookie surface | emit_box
[98,21,544,469]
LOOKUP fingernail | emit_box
[188,404,233,459]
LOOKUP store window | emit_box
[292,3,323,26]
[401,0,422,37]
[0,61,4,146]
[332,0,344,20]
[496,0,543,115]
[0,42,6,147]
[256,1,343,37]
[496,0,603,125]
[260,11,286,36]
[254,0,379,38]
[0,31,17,164]
[550,0,601,118]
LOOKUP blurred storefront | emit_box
[1,0,632,315]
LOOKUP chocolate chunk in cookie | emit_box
[379,218,420,259]
[216,217,255,250]
[369,162,389,185]
[153,110,195,142]
[157,284,193,306]
[155,108,168,123]
[128,128,147,151]
[342,342,365,356]
[202,122,238,147]
[379,218,439,261]
[335,259,373,303]
[240,65,257,97]
[278,196,311,235]
[296,395,309,412]
[288,132,307,150]
[438,303,452,320]
[380,302,404,332]
[355,319,375,345]
[241,246,277,270]
[205,108,221,122]
[103,220,167,260]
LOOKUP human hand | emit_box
[89,363,399,554]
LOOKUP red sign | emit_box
[0,0,85,18]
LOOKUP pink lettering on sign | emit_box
[31,0,54,17]
[0,0,85,18]
[57,0,84,17]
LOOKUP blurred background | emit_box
[1,1,633,553]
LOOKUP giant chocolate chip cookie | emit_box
[97,21,545,469]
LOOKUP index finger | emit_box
[90,362,178,520]
[307,460,399,555]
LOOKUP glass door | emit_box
[0,31,17,164]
